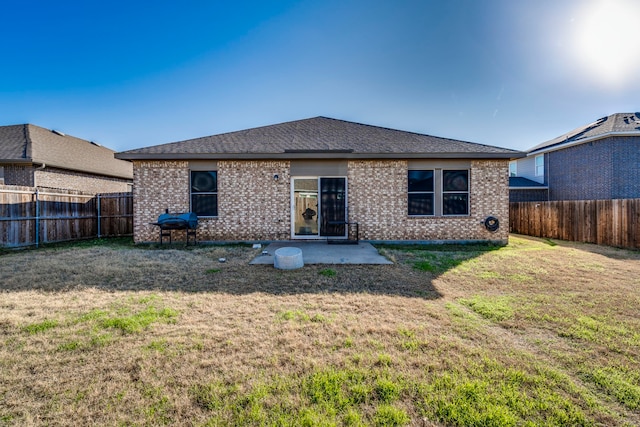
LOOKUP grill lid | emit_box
[157,212,198,229]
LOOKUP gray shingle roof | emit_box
[0,125,30,161]
[116,117,523,160]
[529,113,640,154]
[0,124,132,179]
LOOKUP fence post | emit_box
[35,189,40,248]
[97,194,101,238]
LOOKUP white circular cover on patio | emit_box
[274,247,304,270]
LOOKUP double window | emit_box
[408,169,469,216]
[190,171,218,217]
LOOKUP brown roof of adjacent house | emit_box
[0,124,132,179]
[528,113,640,154]
[116,117,523,160]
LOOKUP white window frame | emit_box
[535,155,544,177]
[509,161,517,177]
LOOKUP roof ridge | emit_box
[23,124,32,159]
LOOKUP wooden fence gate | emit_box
[0,185,132,248]
[510,199,640,249]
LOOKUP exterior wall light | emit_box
[273,174,279,181]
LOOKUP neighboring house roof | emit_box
[509,177,548,189]
[528,113,640,155]
[0,124,132,180]
[116,117,524,160]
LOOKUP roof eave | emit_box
[30,158,133,180]
[0,159,32,164]
[509,186,549,190]
[527,131,640,156]
[116,152,524,161]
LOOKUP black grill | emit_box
[150,211,198,245]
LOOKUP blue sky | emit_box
[2,0,639,152]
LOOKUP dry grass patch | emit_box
[1,236,639,425]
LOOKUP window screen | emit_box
[191,171,218,217]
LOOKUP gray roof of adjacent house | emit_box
[528,113,640,155]
[116,117,524,160]
[0,124,133,180]
[509,177,548,189]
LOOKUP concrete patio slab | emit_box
[249,241,393,265]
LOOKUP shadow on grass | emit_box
[511,234,640,261]
[0,239,504,300]
[376,242,501,275]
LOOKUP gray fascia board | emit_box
[116,151,523,161]
[509,186,548,190]
[0,159,32,164]
[527,131,640,156]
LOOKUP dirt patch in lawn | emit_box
[1,236,639,426]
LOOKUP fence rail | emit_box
[0,185,132,247]
[510,199,640,249]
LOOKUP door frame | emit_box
[290,176,348,240]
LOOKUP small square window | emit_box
[408,170,434,192]
[408,193,434,216]
[443,170,468,192]
[443,194,469,215]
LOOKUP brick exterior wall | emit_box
[347,160,509,242]
[347,160,408,240]
[3,165,35,186]
[132,159,509,243]
[203,160,290,241]
[133,160,291,243]
[509,189,548,202]
[35,167,131,193]
[548,136,640,200]
[133,161,190,242]
[1,164,131,193]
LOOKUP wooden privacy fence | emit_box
[0,185,132,248]
[510,199,640,249]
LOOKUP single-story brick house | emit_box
[0,124,133,193]
[509,112,640,201]
[116,117,524,244]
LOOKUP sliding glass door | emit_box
[292,177,347,238]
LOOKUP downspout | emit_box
[97,194,101,238]
[34,164,45,247]
[34,163,45,189]
[35,189,40,248]
[545,153,550,201]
